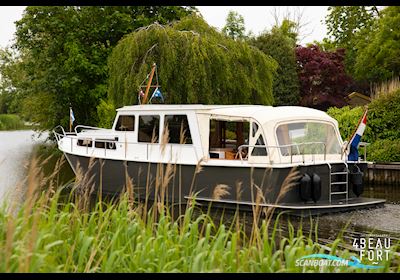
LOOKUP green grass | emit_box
[0,157,398,272]
[0,114,28,131]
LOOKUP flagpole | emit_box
[69,107,72,133]
[142,63,156,104]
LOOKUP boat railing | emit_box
[237,142,327,164]
[74,125,107,134]
[53,127,199,160]
[53,125,78,141]
[340,141,370,162]
[357,142,369,162]
[53,125,66,142]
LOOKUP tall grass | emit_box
[0,114,27,131]
[371,77,400,100]
[0,154,398,272]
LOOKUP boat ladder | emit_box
[327,162,349,203]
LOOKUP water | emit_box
[1,129,400,241]
[0,130,49,204]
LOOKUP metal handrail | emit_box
[237,142,327,163]
[52,125,67,142]
[74,125,107,134]
[358,142,370,162]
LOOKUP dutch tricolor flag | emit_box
[348,109,368,161]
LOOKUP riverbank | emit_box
[0,114,30,131]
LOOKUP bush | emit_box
[367,139,400,162]
[327,106,373,143]
[0,114,26,130]
[96,99,116,129]
[368,89,400,142]
[328,89,400,162]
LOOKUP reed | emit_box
[0,156,397,272]
[371,77,400,100]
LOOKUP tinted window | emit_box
[77,139,92,147]
[251,134,268,156]
[115,115,135,131]
[164,115,192,144]
[138,115,160,143]
[95,141,117,150]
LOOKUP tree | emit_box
[324,6,380,75]
[353,6,400,83]
[0,48,27,114]
[11,6,195,131]
[222,11,246,40]
[295,45,353,111]
[250,20,300,105]
[104,15,277,125]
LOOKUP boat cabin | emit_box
[57,104,345,167]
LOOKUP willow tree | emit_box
[103,16,277,124]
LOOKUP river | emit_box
[0,130,49,204]
[1,129,400,241]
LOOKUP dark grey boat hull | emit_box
[64,153,385,215]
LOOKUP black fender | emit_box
[299,173,312,202]
[311,173,322,202]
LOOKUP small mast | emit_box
[138,63,163,104]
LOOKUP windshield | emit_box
[276,122,341,155]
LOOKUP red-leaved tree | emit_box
[295,44,353,111]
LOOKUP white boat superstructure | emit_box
[55,104,347,167]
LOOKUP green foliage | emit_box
[0,48,27,114]
[0,114,27,130]
[325,6,379,48]
[367,89,400,141]
[328,89,400,162]
[250,20,300,105]
[324,6,379,75]
[276,19,298,43]
[327,106,373,143]
[107,15,277,109]
[96,99,116,128]
[222,11,246,40]
[367,139,400,162]
[10,6,194,131]
[354,6,400,82]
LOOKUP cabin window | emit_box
[251,134,268,156]
[209,120,249,159]
[164,115,192,144]
[94,138,118,150]
[115,115,135,131]
[276,122,341,155]
[77,139,92,147]
[138,115,160,143]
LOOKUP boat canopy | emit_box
[116,104,338,127]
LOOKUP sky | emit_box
[0,6,329,49]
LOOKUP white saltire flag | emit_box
[70,107,75,130]
[347,109,368,161]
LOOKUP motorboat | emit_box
[53,104,385,215]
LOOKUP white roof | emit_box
[116,104,336,125]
